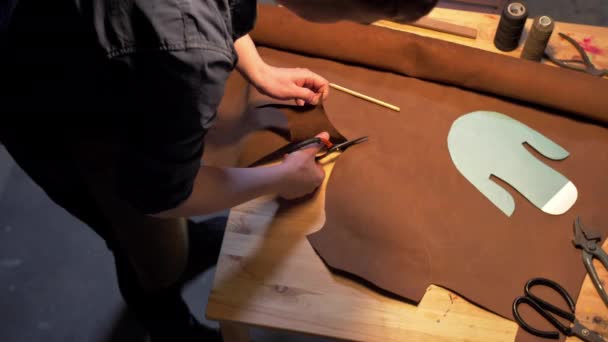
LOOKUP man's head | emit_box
[276,0,439,24]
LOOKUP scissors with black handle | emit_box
[573,217,608,307]
[512,277,604,341]
[248,136,368,167]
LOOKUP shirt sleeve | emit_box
[229,0,258,40]
[115,48,234,214]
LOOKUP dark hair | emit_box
[365,0,439,22]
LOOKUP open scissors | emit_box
[512,277,605,341]
[545,33,608,78]
[573,217,608,307]
[248,136,368,167]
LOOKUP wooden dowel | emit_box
[329,83,400,112]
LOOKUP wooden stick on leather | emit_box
[329,83,401,112]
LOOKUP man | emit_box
[1,0,436,340]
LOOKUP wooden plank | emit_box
[373,7,608,70]
[438,0,506,13]
[402,17,477,39]
[571,258,608,341]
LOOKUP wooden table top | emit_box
[207,6,608,342]
[375,7,608,71]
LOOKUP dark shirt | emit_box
[3,0,257,214]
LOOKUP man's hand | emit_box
[234,34,329,106]
[277,132,328,199]
[154,132,329,218]
[255,65,329,106]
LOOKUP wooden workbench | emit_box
[206,7,608,342]
[375,7,608,69]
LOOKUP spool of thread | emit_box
[494,1,529,52]
[521,16,555,61]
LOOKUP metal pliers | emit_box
[572,216,608,307]
[545,33,608,77]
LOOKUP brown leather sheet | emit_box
[206,5,608,340]
[251,45,608,341]
[251,5,608,125]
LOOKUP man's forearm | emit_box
[154,164,286,218]
[234,34,267,85]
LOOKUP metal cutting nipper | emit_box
[573,216,608,307]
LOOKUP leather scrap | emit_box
[204,69,343,169]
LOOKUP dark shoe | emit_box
[184,323,222,342]
[147,313,222,342]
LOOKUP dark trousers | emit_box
[1,131,224,340]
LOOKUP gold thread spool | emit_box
[521,16,555,62]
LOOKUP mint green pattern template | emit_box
[448,111,577,217]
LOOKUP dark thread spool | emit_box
[521,16,555,61]
[494,1,529,52]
